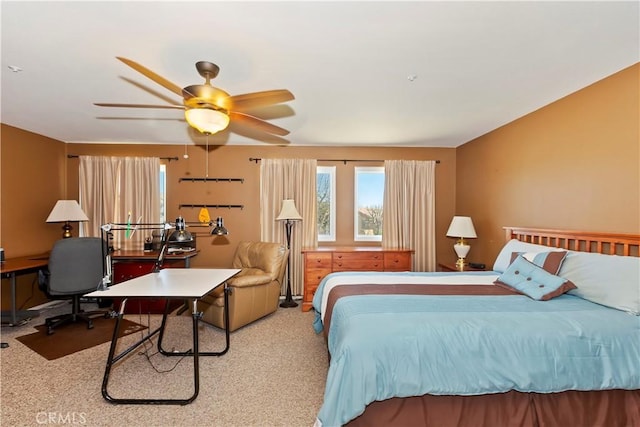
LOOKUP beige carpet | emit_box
[1,301,328,427]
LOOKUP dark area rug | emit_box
[15,316,147,360]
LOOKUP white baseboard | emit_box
[29,300,67,311]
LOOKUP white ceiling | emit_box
[1,1,638,148]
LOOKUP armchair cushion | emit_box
[229,272,273,287]
[231,241,287,281]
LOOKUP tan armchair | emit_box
[198,241,288,332]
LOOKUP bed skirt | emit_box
[345,389,640,427]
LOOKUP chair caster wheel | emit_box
[47,327,55,335]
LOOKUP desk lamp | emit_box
[153,216,194,272]
[210,217,229,236]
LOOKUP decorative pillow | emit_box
[493,239,566,273]
[495,255,577,301]
[509,250,568,275]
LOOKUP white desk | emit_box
[85,268,240,405]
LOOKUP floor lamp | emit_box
[276,199,302,308]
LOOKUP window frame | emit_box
[159,164,167,223]
[354,166,384,242]
[317,165,336,242]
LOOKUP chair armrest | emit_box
[228,273,273,288]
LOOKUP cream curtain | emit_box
[260,158,317,297]
[79,156,160,251]
[382,160,436,271]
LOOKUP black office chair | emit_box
[41,237,107,335]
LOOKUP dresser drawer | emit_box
[383,252,412,271]
[333,252,383,262]
[305,268,331,286]
[305,286,318,305]
[305,252,332,268]
[333,259,383,271]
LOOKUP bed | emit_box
[312,227,640,427]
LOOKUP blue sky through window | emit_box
[357,170,384,207]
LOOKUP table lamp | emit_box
[46,200,89,238]
[446,216,477,269]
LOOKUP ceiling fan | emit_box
[95,57,294,136]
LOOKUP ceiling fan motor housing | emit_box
[183,85,231,111]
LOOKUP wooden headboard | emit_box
[504,227,640,257]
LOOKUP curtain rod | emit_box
[248,157,440,164]
[67,155,179,162]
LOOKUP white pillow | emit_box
[560,251,640,315]
[492,239,566,273]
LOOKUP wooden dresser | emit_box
[301,247,413,311]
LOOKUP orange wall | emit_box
[0,126,69,309]
[456,63,640,265]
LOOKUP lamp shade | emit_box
[168,216,194,243]
[184,108,230,135]
[276,199,302,221]
[210,217,229,236]
[446,216,477,238]
[46,200,89,223]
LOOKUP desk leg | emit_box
[10,273,17,325]
[158,285,230,358]
[0,272,39,326]
[101,299,194,405]
[100,285,231,405]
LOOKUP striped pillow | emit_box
[510,250,568,275]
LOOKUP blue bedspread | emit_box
[312,272,640,427]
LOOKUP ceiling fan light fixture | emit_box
[185,108,230,135]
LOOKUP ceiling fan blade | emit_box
[226,90,294,112]
[94,103,185,110]
[229,111,290,136]
[116,57,184,97]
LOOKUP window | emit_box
[317,166,336,241]
[159,164,166,222]
[354,167,384,241]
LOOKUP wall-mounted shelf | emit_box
[179,204,244,210]
[179,177,244,183]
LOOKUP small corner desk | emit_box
[0,253,49,326]
[85,268,239,405]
